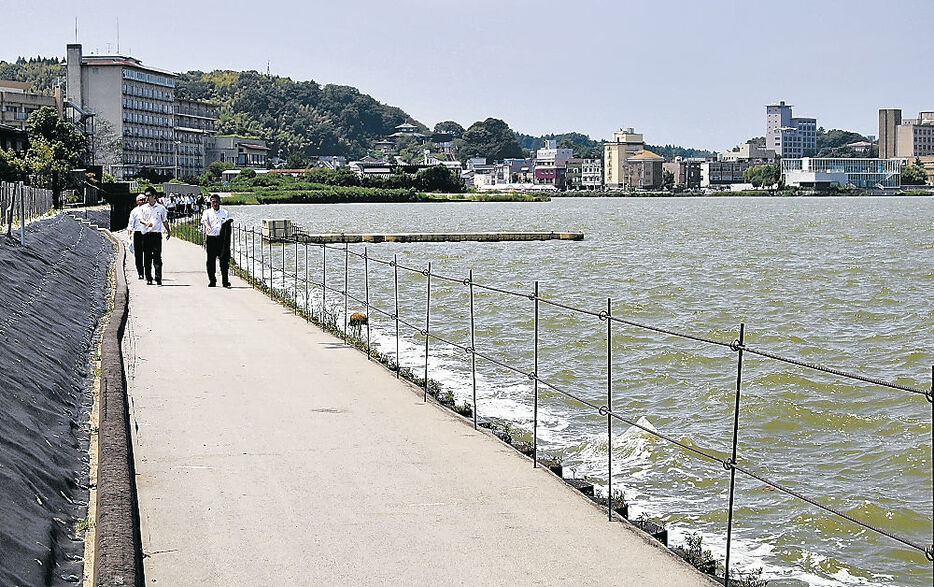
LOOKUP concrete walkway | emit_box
[124,235,714,586]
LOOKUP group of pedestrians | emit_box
[128,187,232,288]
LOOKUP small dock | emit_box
[261,219,583,243]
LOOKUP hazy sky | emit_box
[2,0,931,150]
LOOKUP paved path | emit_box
[124,235,714,586]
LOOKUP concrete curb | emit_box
[93,233,144,586]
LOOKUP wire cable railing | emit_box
[174,214,934,582]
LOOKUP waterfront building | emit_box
[206,136,269,169]
[700,160,753,188]
[495,158,533,184]
[766,101,817,158]
[66,43,178,179]
[566,158,603,190]
[719,142,777,163]
[534,140,573,188]
[781,157,903,189]
[174,98,217,180]
[624,149,664,189]
[0,80,61,130]
[663,158,704,189]
[878,109,934,159]
[603,128,644,189]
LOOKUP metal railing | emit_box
[1,181,55,244]
[175,215,934,583]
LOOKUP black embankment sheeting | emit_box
[0,215,114,585]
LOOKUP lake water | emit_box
[230,197,933,587]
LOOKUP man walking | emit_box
[201,194,232,288]
[127,194,147,279]
[142,186,171,285]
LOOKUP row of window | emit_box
[123,97,173,116]
[123,125,173,140]
[122,82,173,102]
[122,111,172,128]
[124,139,177,153]
[123,68,175,89]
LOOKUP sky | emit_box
[2,0,932,151]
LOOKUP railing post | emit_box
[344,242,349,342]
[304,243,309,321]
[725,323,746,585]
[322,244,327,324]
[19,182,25,246]
[281,237,286,295]
[606,297,613,522]
[294,238,299,313]
[393,253,400,378]
[251,228,256,288]
[469,268,477,429]
[423,261,431,402]
[364,247,371,359]
[260,228,265,289]
[533,280,539,467]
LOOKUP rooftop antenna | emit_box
[267,60,270,76]
[117,17,120,53]
[75,17,78,42]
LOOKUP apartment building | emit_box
[175,98,218,179]
[878,108,934,159]
[624,149,664,189]
[766,101,817,158]
[603,128,644,189]
[66,43,178,179]
[663,158,703,189]
[0,80,61,130]
[565,158,603,190]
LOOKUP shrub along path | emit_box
[125,235,713,585]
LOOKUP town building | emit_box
[766,101,817,158]
[206,136,269,169]
[878,109,934,159]
[624,149,664,189]
[719,142,777,163]
[174,98,217,180]
[0,80,61,130]
[781,157,903,189]
[603,129,644,189]
[663,158,704,189]
[701,160,753,188]
[534,140,573,188]
[66,43,179,179]
[565,158,603,190]
[0,123,26,152]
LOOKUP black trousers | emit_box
[143,232,163,283]
[206,235,229,285]
[133,231,145,277]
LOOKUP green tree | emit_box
[285,151,308,169]
[743,164,781,188]
[198,160,235,185]
[459,118,523,163]
[22,107,88,208]
[662,169,675,190]
[432,121,465,137]
[0,148,25,182]
[901,163,927,185]
[414,165,463,193]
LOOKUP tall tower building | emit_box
[66,43,178,179]
[603,129,644,189]
[765,101,817,158]
[878,109,902,159]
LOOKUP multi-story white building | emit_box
[766,101,817,158]
[174,98,217,180]
[781,157,902,189]
[67,44,179,179]
[603,128,644,189]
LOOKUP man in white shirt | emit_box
[201,193,232,287]
[127,194,147,279]
[142,187,171,285]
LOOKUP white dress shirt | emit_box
[128,205,146,232]
[201,207,231,237]
[142,203,169,234]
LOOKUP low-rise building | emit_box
[624,149,664,189]
[0,80,61,130]
[781,157,903,189]
[719,142,777,163]
[0,122,27,152]
[701,160,753,188]
[663,158,704,189]
[565,158,603,190]
[207,136,269,169]
[533,140,573,188]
